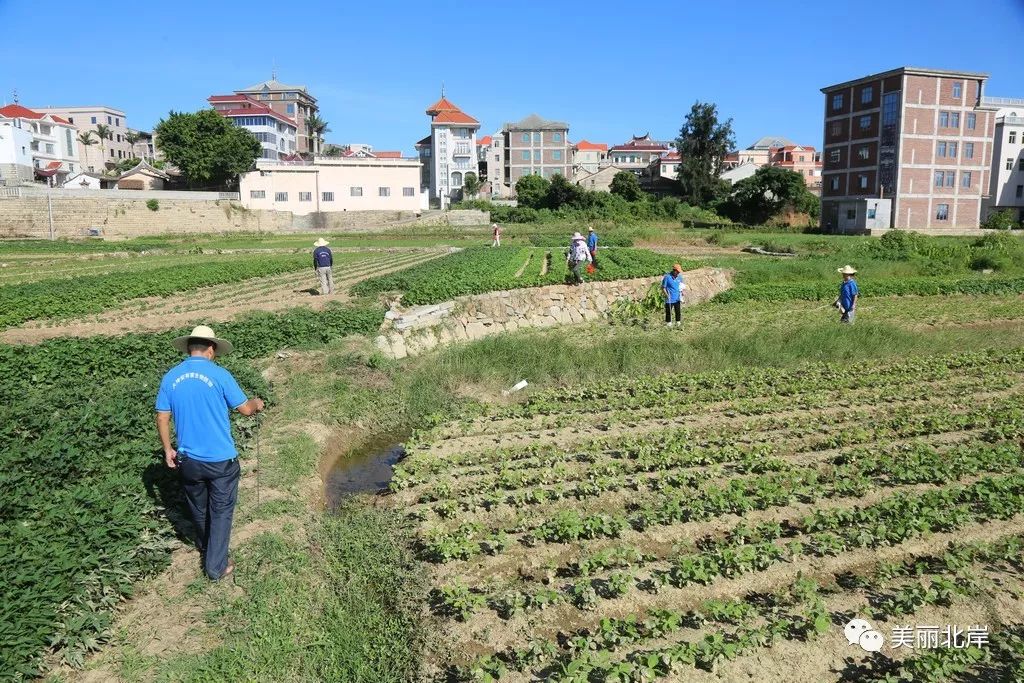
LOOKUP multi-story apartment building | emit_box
[572,140,607,174]
[208,94,298,160]
[607,134,670,177]
[0,117,35,184]
[502,114,571,189]
[475,133,507,198]
[415,96,480,207]
[35,105,130,171]
[234,77,319,155]
[770,145,823,190]
[820,67,996,233]
[0,104,79,185]
[723,136,796,169]
[982,96,1024,222]
[128,129,161,162]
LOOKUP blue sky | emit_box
[2,0,1023,153]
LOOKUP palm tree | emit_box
[304,115,330,156]
[124,131,141,159]
[94,124,112,168]
[76,131,97,171]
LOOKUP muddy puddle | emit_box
[325,433,407,509]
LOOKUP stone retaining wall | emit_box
[373,267,732,359]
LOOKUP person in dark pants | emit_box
[661,264,685,327]
[835,265,860,324]
[156,325,265,580]
[313,238,334,295]
[587,226,599,267]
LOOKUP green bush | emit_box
[146,198,159,211]
[981,209,1019,231]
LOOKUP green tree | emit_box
[515,174,551,208]
[675,101,735,206]
[94,124,112,167]
[981,209,1020,231]
[719,166,819,224]
[609,171,645,202]
[305,114,330,155]
[124,130,141,158]
[546,173,583,208]
[462,172,481,198]
[76,131,96,169]
[155,109,261,188]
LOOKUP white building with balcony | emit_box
[415,95,480,208]
[0,104,79,185]
[208,94,298,161]
[983,96,1024,223]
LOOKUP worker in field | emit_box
[567,231,592,285]
[491,223,502,247]
[587,226,599,267]
[835,265,859,324]
[313,237,334,295]
[156,325,266,581]
[662,263,685,327]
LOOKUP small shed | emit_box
[115,160,170,190]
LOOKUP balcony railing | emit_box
[999,116,1024,126]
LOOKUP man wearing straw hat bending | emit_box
[835,265,859,324]
[313,237,334,295]
[156,325,265,580]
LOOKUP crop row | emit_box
[714,274,1024,304]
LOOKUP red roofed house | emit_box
[35,106,133,171]
[0,104,80,185]
[416,94,480,207]
[208,94,298,161]
[572,140,608,174]
[608,133,671,177]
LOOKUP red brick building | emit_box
[820,67,997,233]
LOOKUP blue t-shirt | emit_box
[313,246,333,268]
[840,279,859,311]
[155,357,248,461]
[662,273,683,304]
[587,232,598,251]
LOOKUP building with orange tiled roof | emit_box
[572,139,608,174]
[0,104,80,185]
[416,93,480,207]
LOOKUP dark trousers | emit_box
[590,249,597,266]
[665,301,681,322]
[177,455,240,579]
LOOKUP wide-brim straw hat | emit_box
[571,232,585,240]
[837,265,858,275]
[672,263,682,272]
[313,238,329,247]
[588,227,595,232]
[172,325,234,355]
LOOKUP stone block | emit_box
[465,321,487,339]
[390,335,408,360]
[569,308,583,323]
[548,305,561,317]
[582,309,601,321]
[505,319,519,332]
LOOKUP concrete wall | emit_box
[373,267,732,359]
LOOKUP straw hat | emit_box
[588,226,595,232]
[837,265,857,275]
[672,263,682,273]
[172,325,234,355]
[571,232,584,240]
[313,238,329,247]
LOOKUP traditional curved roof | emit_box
[425,96,460,115]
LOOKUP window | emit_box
[861,86,873,103]
[964,142,974,159]
[351,187,362,196]
[939,111,949,127]
[946,171,955,187]
[799,155,805,162]
[867,206,877,219]
[533,132,541,144]
[45,143,54,154]
[934,170,945,187]
[829,149,840,163]
[115,118,120,126]
[1017,185,1023,198]
[494,154,500,161]
[68,117,74,123]
[552,132,561,142]
[249,190,265,199]
[951,112,960,128]
[107,116,112,124]
[858,146,869,160]
[1011,131,1018,144]
[858,175,868,189]
[936,204,949,220]
[966,113,976,130]
[937,141,946,157]
[847,209,856,220]
[961,171,972,188]
[521,133,529,143]
[521,150,530,161]
[90,116,96,124]
[832,93,844,110]
[1008,158,1015,171]
[379,186,391,196]
[859,115,871,130]
[274,192,288,202]
[830,176,840,190]
[116,134,121,143]
[533,150,541,162]
[110,149,115,157]
[1020,158,1024,171]
[552,150,562,160]
[952,82,962,98]
[286,104,295,115]
[299,192,312,202]
[948,141,957,157]
[403,187,414,196]
[321,192,334,202]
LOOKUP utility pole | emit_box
[46,191,55,240]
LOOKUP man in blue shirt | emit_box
[587,227,599,266]
[836,265,860,324]
[661,264,685,327]
[313,237,334,295]
[156,325,265,580]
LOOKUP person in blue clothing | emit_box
[661,263,685,327]
[835,265,860,324]
[313,237,334,295]
[586,226,599,267]
[156,325,265,580]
